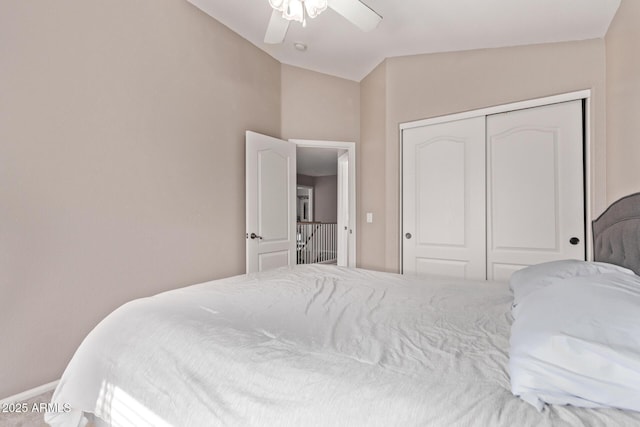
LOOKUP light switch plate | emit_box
[366,212,373,223]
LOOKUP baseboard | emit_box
[0,380,59,404]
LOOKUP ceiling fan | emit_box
[264,0,382,44]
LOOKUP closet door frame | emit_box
[399,90,593,274]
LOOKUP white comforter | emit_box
[46,265,640,426]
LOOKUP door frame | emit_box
[296,185,314,222]
[399,90,593,272]
[337,151,350,267]
[290,139,357,268]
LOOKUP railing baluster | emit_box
[295,222,338,265]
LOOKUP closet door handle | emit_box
[405,233,412,239]
[569,237,580,245]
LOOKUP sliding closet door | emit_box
[402,117,486,280]
[486,100,585,281]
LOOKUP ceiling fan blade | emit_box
[328,0,382,32]
[264,9,290,44]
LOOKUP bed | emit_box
[45,194,640,427]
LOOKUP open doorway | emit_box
[245,132,356,273]
[293,140,356,268]
[296,185,314,222]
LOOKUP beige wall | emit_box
[280,63,360,262]
[358,41,607,272]
[313,175,338,223]
[358,62,387,270]
[606,0,640,203]
[296,173,337,222]
[281,64,360,142]
[0,0,280,398]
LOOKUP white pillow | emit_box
[509,261,640,412]
[509,259,634,308]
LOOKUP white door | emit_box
[402,117,487,279]
[246,131,296,273]
[337,151,349,267]
[486,100,584,281]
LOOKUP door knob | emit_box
[405,233,412,239]
[250,233,263,240]
[569,237,580,245]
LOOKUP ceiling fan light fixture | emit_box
[293,42,308,51]
[269,0,328,27]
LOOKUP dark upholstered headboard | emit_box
[592,192,640,276]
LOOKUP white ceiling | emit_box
[297,147,342,176]
[187,0,620,81]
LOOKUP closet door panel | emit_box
[402,117,486,280]
[491,128,558,249]
[486,100,585,281]
[416,139,465,246]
